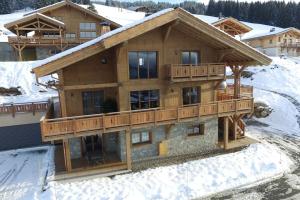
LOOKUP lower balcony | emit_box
[41,97,254,141]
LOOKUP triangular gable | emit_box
[5,13,65,33]
[32,8,272,77]
[23,0,121,28]
[212,17,252,35]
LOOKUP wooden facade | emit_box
[4,0,119,61]
[212,17,252,37]
[33,8,271,174]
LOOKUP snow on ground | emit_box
[46,143,292,200]
[252,89,299,133]
[0,61,57,104]
[0,143,293,200]
[0,146,53,200]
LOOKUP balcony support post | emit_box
[63,139,72,172]
[125,129,132,170]
[223,117,229,150]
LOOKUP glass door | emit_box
[82,91,104,115]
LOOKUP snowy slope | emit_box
[240,57,300,133]
[0,62,57,104]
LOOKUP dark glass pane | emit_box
[182,88,190,105]
[129,52,138,79]
[140,90,149,102]
[181,52,190,65]
[82,91,104,115]
[190,52,199,65]
[138,52,148,78]
[190,87,199,104]
[130,91,139,103]
[148,52,157,78]
[150,100,159,108]
[131,103,139,110]
[150,90,159,101]
[141,102,150,109]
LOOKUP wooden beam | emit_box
[63,82,119,90]
[224,117,228,150]
[125,129,132,170]
[63,139,72,172]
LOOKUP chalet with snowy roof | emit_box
[196,15,252,38]
[32,8,271,176]
[4,0,120,61]
[243,27,300,57]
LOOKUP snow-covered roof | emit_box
[242,27,300,41]
[32,8,272,78]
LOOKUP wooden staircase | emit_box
[228,116,245,139]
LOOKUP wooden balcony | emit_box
[280,42,300,48]
[227,84,253,97]
[8,36,90,46]
[40,97,254,141]
[168,63,226,82]
[0,101,49,117]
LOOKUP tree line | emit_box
[1,0,300,29]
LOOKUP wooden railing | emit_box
[0,101,49,117]
[280,42,300,48]
[168,63,226,82]
[40,97,254,141]
[8,36,90,46]
[226,84,253,97]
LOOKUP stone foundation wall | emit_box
[131,117,219,161]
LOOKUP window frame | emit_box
[181,50,200,65]
[182,87,201,105]
[79,22,96,30]
[130,89,160,110]
[128,51,158,79]
[131,131,152,145]
[80,31,97,39]
[187,123,205,137]
[65,33,76,40]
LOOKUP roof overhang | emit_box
[243,27,300,41]
[32,8,272,78]
[212,17,253,34]
[4,13,65,33]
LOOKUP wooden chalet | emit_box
[212,17,252,38]
[32,8,271,176]
[4,0,120,61]
[243,27,300,57]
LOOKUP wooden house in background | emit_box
[243,27,300,57]
[4,0,120,61]
[32,8,271,176]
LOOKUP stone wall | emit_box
[130,117,219,161]
[36,47,59,60]
[131,126,166,160]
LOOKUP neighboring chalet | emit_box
[32,8,271,175]
[243,27,300,57]
[196,15,252,38]
[4,0,120,61]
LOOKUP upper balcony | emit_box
[168,63,226,82]
[7,36,90,46]
[40,95,254,142]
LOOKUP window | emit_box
[181,51,199,65]
[82,91,104,115]
[182,87,200,105]
[269,39,273,44]
[278,37,281,42]
[65,33,76,40]
[80,22,96,30]
[187,124,205,136]
[130,90,159,110]
[132,131,151,145]
[80,32,97,38]
[129,51,158,79]
[43,32,59,38]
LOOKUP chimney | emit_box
[219,12,223,19]
[270,27,276,32]
[100,22,111,35]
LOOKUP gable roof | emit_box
[243,27,300,41]
[212,17,253,34]
[23,0,121,28]
[4,13,65,33]
[32,8,272,78]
